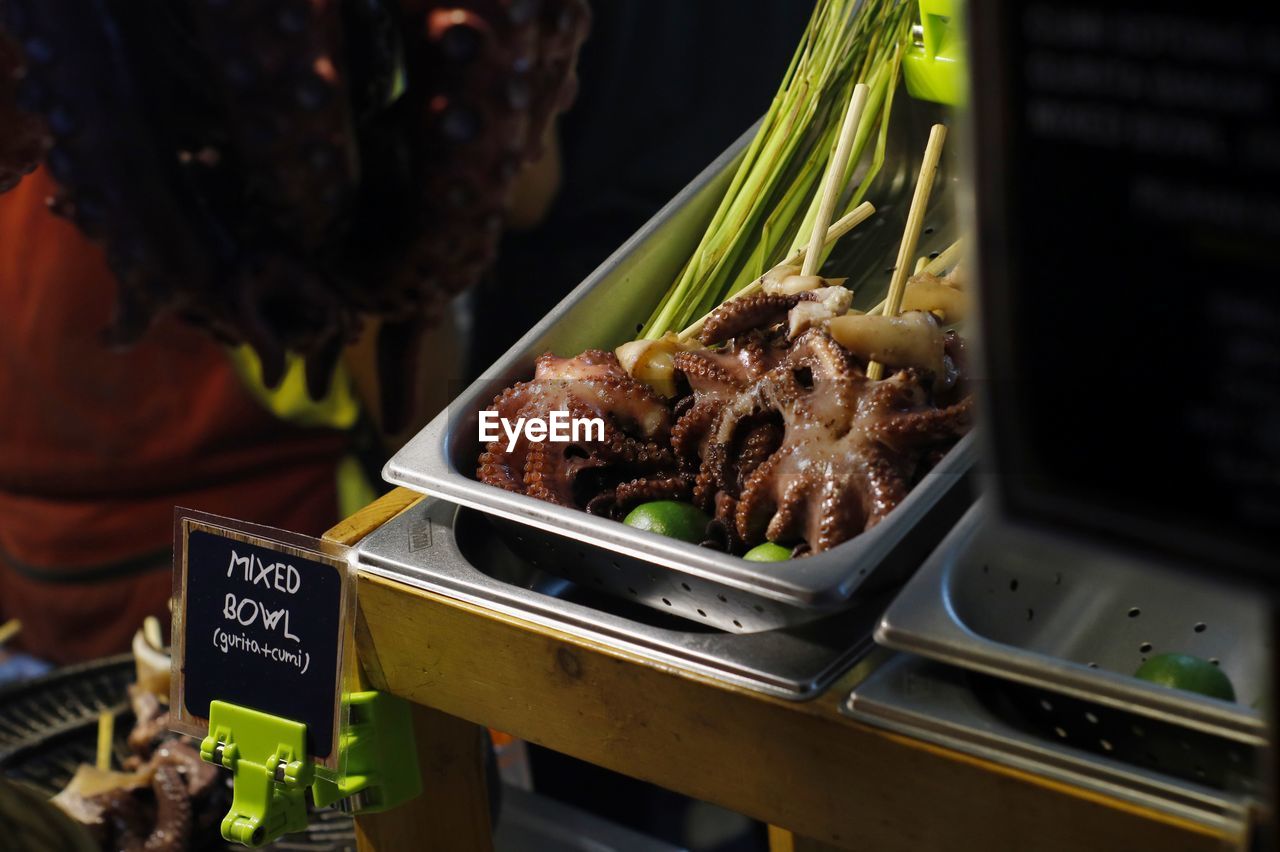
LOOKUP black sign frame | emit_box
[967,0,1280,583]
[169,509,354,769]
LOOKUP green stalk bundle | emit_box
[640,0,912,339]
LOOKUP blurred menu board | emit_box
[969,2,1280,579]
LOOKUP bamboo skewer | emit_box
[802,84,871,277]
[677,201,875,342]
[96,711,115,771]
[866,123,948,380]
[866,237,963,316]
[0,619,20,646]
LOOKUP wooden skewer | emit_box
[867,123,948,380]
[96,711,115,771]
[0,619,20,646]
[802,83,871,277]
[866,237,964,316]
[678,201,875,342]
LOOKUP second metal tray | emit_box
[876,502,1269,746]
[385,94,974,629]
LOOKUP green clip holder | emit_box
[199,693,422,848]
[312,691,423,814]
[903,0,966,106]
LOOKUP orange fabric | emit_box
[0,168,349,663]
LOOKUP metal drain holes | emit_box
[1099,739,1114,752]
[1039,698,1054,712]
[1128,607,1141,618]
[1009,578,1019,591]
[1194,622,1207,633]
[1131,724,1146,738]
[1026,608,1034,621]
[627,587,637,596]
[1054,726,1068,739]
[681,582,691,592]
[697,609,707,618]
[716,594,727,603]
[661,598,672,607]
[1139,642,1153,654]
[1209,657,1220,666]
[732,619,743,629]
[1084,712,1099,725]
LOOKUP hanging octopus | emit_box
[0,0,590,429]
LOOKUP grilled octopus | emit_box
[0,0,590,428]
[478,271,973,556]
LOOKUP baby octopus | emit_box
[686,328,971,554]
[477,267,973,556]
[477,350,685,516]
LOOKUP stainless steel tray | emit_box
[385,95,974,630]
[845,654,1254,835]
[877,502,1269,746]
[352,498,890,699]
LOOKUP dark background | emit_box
[971,0,1280,579]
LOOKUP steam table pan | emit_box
[352,497,890,700]
[845,654,1254,835]
[877,501,1268,792]
[385,96,975,632]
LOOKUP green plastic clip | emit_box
[199,693,422,847]
[903,0,967,106]
[200,701,314,848]
[312,691,423,814]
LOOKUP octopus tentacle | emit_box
[873,396,974,450]
[699,293,801,345]
[613,475,692,516]
[143,765,192,852]
[479,349,680,511]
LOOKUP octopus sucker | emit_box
[699,292,801,345]
[477,349,688,511]
[612,475,692,517]
[481,265,971,555]
[142,765,193,852]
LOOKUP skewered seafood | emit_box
[50,626,228,851]
[475,266,973,556]
[476,350,681,516]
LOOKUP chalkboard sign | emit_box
[968,1,1280,580]
[170,510,353,768]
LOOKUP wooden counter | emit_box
[326,489,1248,852]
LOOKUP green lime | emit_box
[743,542,793,562]
[622,501,710,544]
[1134,653,1236,702]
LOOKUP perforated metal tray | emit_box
[385,95,975,631]
[845,654,1255,835]
[352,498,887,700]
[877,502,1269,759]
